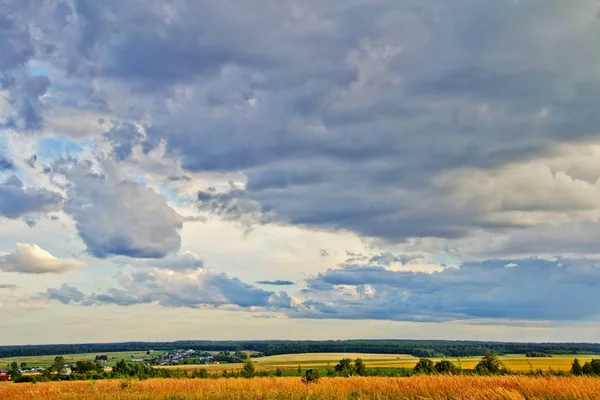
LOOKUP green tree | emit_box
[334,358,355,377]
[582,362,594,375]
[354,358,367,376]
[275,367,283,377]
[191,368,208,378]
[297,365,302,375]
[591,359,600,375]
[8,362,21,380]
[571,358,583,376]
[434,360,459,375]
[413,358,435,374]
[52,356,67,376]
[73,360,104,374]
[241,358,255,378]
[20,362,27,369]
[475,353,505,374]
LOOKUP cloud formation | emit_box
[0,243,85,274]
[0,175,63,219]
[4,0,600,338]
[296,254,600,322]
[114,251,204,270]
[45,284,87,305]
[4,0,600,247]
[44,268,292,310]
[256,280,295,286]
[0,155,14,170]
[52,160,184,258]
[0,0,51,131]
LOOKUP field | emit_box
[0,351,165,369]
[3,376,600,399]
[159,353,595,374]
[2,351,595,374]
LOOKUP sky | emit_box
[2,0,600,345]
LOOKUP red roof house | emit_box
[0,373,10,381]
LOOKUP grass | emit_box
[3,376,600,399]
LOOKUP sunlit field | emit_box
[157,353,595,373]
[2,376,600,400]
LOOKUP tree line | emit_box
[7,354,600,383]
[571,359,600,376]
[3,340,600,359]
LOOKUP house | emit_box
[0,373,10,381]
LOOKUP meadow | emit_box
[2,376,600,399]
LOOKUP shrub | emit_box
[571,359,583,375]
[301,369,319,384]
[414,358,435,374]
[475,353,506,374]
[434,360,460,375]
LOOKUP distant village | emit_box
[1,349,261,380]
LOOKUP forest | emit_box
[2,340,600,359]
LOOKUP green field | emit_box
[0,350,164,369]
[2,351,596,373]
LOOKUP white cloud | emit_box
[0,243,85,274]
[52,159,185,258]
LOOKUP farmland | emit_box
[161,353,596,374]
[3,376,600,400]
[0,351,164,369]
[3,351,596,374]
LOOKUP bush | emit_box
[14,375,36,383]
[301,369,319,384]
[413,358,435,374]
[334,358,355,377]
[434,360,460,375]
[475,353,506,374]
[571,359,583,375]
[354,358,367,376]
[241,359,255,378]
[591,359,600,375]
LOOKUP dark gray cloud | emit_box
[44,284,87,305]
[0,0,52,131]
[296,255,600,322]
[104,121,144,161]
[4,0,600,258]
[44,268,293,310]
[0,175,63,218]
[51,159,183,258]
[115,251,204,270]
[24,154,36,168]
[256,280,295,286]
[0,156,14,170]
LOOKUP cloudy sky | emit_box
[2,0,600,345]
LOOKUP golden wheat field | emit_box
[2,376,600,400]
